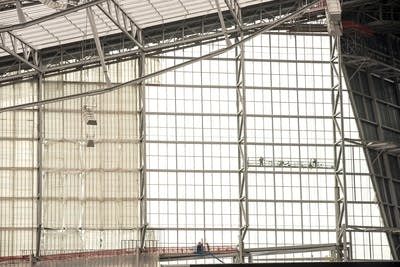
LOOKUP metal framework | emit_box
[36,71,43,259]
[0,31,40,72]
[341,58,400,259]
[0,0,107,32]
[215,0,232,47]
[0,0,399,264]
[233,1,248,263]
[0,0,326,83]
[138,29,148,251]
[15,0,26,23]
[87,6,112,86]
[0,0,323,113]
[96,0,143,51]
[331,35,350,261]
[340,0,400,259]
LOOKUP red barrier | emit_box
[0,245,236,264]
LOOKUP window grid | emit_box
[146,33,392,262]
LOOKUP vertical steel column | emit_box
[331,36,349,261]
[35,70,43,259]
[233,1,248,263]
[138,30,148,251]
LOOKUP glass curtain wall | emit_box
[146,32,392,263]
[0,31,393,262]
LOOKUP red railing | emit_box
[0,245,236,263]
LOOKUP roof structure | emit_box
[0,0,327,81]
[0,0,276,56]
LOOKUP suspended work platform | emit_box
[248,157,335,169]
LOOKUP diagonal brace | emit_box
[87,7,112,86]
[0,31,41,72]
[224,0,243,30]
[97,0,144,51]
[215,0,232,46]
[15,0,27,23]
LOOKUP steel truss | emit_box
[341,34,400,80]
[96,0,143,51]
[0,0,326,83]
[36,72,43,259]
[137,30,148,251]
[0,31,40,72]
[331,36,350,261]
[0,0,323,113]
[0,0,107,32]
[232,1,248,263]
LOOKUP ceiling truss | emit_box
[0,0,327,83]
[0,31,40,72]
[0,0,324,113]
[96,0,143,50]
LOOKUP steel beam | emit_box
[224,0,243,30]
[233,2,248,263]
[96,0,144,51]
[87,6,111,86]
[137,29,147,251]
[15,0,26,23]
[214,0,232,46]
[348,225,400,234]
[246,243,338,256]
[0,31,41,72]
[35,72,43,259]
[331,36,350,261]
[0,0,323,113]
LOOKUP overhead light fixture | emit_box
[86,133,95,148]
[82,105,97,126]
[86,139,95,148]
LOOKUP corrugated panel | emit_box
[0,0,273,56]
